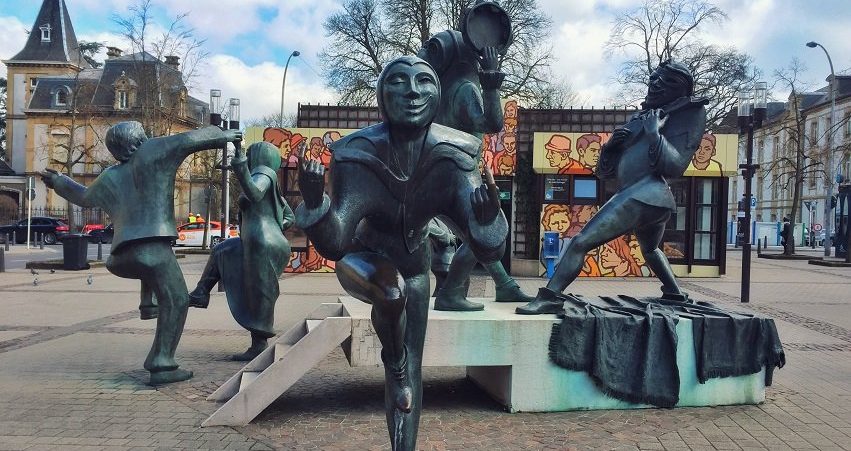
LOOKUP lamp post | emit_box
[806,41,836,257]
[221,98,240,240]
[203,89,224,249]
[280,50,300,128]
[738,82,767,303]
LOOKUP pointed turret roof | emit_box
[6,0,89,67]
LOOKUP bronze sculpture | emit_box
[42,121,242,384]
[517,60,708,315]
[189,141,294,361]
[296,56,507,450]
[418,10,533,312]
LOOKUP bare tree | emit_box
[39,71,113,231]
[606,0,758,128]
[113,0,209,136]
[244,112,298,129]
[320,0,566,107]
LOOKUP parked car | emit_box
[0,217,69,245]
[81,223,105,235]
[174,221,239,247]
[87,223,114,244]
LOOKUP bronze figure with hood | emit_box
[188,141,294,360]
[296,55,508,450]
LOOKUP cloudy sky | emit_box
[1,0,849,121]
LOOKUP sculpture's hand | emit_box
[479,46,500,72]
[298,145,325,209]
[643,109,668,137]
[607,127,631,149]
[40,168,60,190]
[471,167,500,224]
[230,141,247,169]
[224,129,243,144]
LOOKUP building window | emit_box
[693,178,719,261]
[55,89,68,107]
[845,110,851,137]
[30,78,38,90]
[118,91,128,109]
[40,24,51,42]
[809,120,818,147]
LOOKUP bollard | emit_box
[96,239,103,261]
[757,238,762,255]
[39,233,44,250]
[11,231,15,246]
[0,248,4,273]
[4,234,8,251]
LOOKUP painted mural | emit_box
[539,204,653,277]
[244,126,355,273]
[243,127,356,169]
[481,100,519,176]
[533,131,738,177]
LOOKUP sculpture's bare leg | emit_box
[189,251,221,308]
[139,280,158,320]
[337,252,412,414]
[109,240,192,385]
[434,244,483,311]
[635,216,683,297]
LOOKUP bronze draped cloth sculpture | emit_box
[517,60,708,315]
[189,141,294,360]
[41,122,242,384]
[296,56,508,450]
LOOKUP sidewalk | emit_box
[0,252,849,450]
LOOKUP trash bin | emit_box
[62,234,90,270]
[542,231,561,278]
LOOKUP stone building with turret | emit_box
[2,0,209,226]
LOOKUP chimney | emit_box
[165,55,180,70]
[106,47,123,59]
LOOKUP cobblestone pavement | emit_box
[0,250,849,450]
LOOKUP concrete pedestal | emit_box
[341,297,766,412]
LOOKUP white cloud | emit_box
[192,53,336,122]
[0,15,30,74]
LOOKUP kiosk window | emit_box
[543,175,570,203]
[572,177,598,204]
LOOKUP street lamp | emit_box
[221,98,240,240]
[806,41,837,257]
[738,81,767,303]
[280,50,300,128]
[209,89,222,127]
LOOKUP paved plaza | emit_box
[0,247,849,450]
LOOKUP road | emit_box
[0,242,112,271]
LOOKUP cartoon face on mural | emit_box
[599,237,640,277]
[691,134,722,172]
[576,133,602,171]
[544,135,573,171]
[504,100,518,118]
[542,204,571,237]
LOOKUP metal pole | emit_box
[0,248,4,273]
[809,42,836,257]
[97,239,103,261]
[26,176,33,249]
[221,129,229,241]
[741,123,755,303]
[280,51,300,127]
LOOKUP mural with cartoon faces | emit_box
[482,100,520,176]
[245,127,354,273]
[534,131,737,177]
[540,204,649,277]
